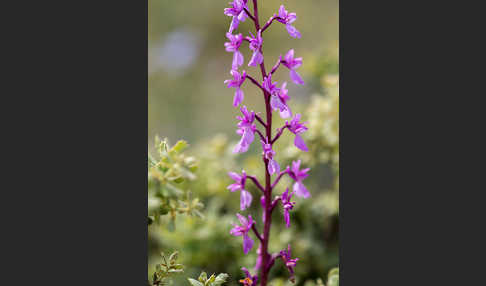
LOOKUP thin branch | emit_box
[243,7,257,22]
[247,175,265,193]
[271,170,288,189]
[246,74,265,92]
[271,125,288,144]
[261,16,284,34]
[255,113,267,128]
[252,224,264,242]
[270,196,281,212]
[266,253,282,271]
[270,58,282,76]
[255,129,266,142]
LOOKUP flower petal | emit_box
[233,87,244,107]
[289,69,304,85]
[243,233,254,254]
[286,24,301,38]
[293,181,310,198]
[294,134,308,151]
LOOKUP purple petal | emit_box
[248,50,263,67]
[232,51,244,70]
[284,209,290,228]
[279,105,292,118]
[293,181,310,198]
[227,183,241,192]
[236,213,248,225]
[233,137,250,153]
[289,69,304,85]
[229,16,239,33]
[240,189,253,210]
[233,87,244,107]
[268,159,280,175]
[242,233,254,254]
[286,24,301,38]
[228,171,242,181]
[294,134,308,151]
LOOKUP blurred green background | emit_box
[148,0,339,285]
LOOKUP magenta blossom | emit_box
[287,160,310,198]
[240,267,258,286]
[225,33,244,70]
[227,170,253,210]
[248,30,264,66]
[263,73,279,95]
[282,49,304,85]
[224,0,249,33]
[286,113,308,151]
[230,213,255,254]
[281,188,295,228]
[234,105,256,153]
[224,69,247,107]
[276,5,301,38]
[261,139,280,175]
[280,245,299,282]
[270,81,292,118]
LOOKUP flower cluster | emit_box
[223,1,310,285]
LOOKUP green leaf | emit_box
[169,251,179,263]
[213,273,229,285]
[188,278,204,286]
[171,140,188,153]
[327,268,339,286]
[198,272,208,282]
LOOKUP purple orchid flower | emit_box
[270,81,292,118]
[234,105,256,153]
[224,69,247,107]
[281,188,295,228]
[261,139,280,175]
[230,213,255,254]
[228,170,253,210]
[287,160,310,198]
[280,244,299,282]
[240,267,258,286]
[282,49,304,85]
[225,33,244,70]
[276,5,301,38]
[224,0,249,33]
[286,113,308,151]
[263,73,279,95]
[248,30,264,66]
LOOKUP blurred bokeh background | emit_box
[148,0,338,285]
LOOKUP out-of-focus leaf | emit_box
[188,278,204,286]
[171,140,189,153]
[213,273,229,285]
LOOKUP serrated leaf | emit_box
[188,278,204,286]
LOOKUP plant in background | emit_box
[149,251,184,286]
[188,272,229,286]
[148,137,203,230]
[224,1,313,285]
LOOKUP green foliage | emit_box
[149,251,185,286]
[188,272,229,286]
[148,137,203,229]
[325,268,339,286]
[148,72,339,285]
